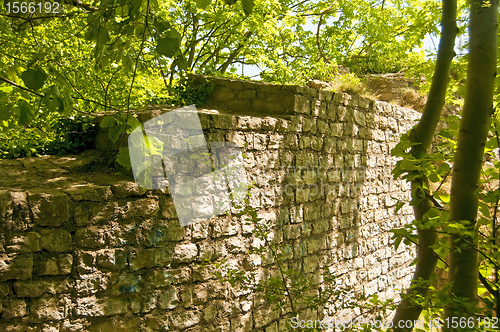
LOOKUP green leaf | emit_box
[100,115,116,128]
[438,162,451,174]
[129,0,143,19]
[109,123,126,143]
[224,0,237,5]
[17,100,35,125]
[62,95,73,116]
[156,29,181,57]
[0,103,14,121]
[173,54,188,71]
[195,0,212,9]
[438,194,450,204]
[42,86,64,113]
[21,68,48,91]
[394,201,405,213]
[116,147,132,170]
[428,172,440,183]
[479,201,491,218]
[126,116,142,133]
[486,136,499,149]
[153,18,171,34]
[122,55,134,72]
[240,0,254,15]
[98,28,110,45]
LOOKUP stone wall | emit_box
[0,76,420,331]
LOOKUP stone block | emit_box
[14,279,72,298]
[173,243,198,264]
[145,268,173,288]
[29,192,70,227]
[303,254,320,273]
[253,133,267,150]
[274,118,290,132]
[0,283,10,298]
[311,136,323,151]
[0,190,12,224]
[312,218,330,235]
[268,133,283,150]
[96,249,127,270]
[5,232,41,253]
[299,135,311,150]
[74,204,90,226]
[230,312,253,332]
[169,308,202,330]
[143,315,170,332]
[129,247,172,271]
[328,122,343,137]
[226,131,248,149]
[191,264,213,282]
[198,241,224,261]
[169,266,191,284]
[4,191,31,231]
[294,95,311,114]
[40,229,72,252]
[130,291,156,313]
[103,297,129,316]
[354,109,367,126]
[111,274,143,295]
[236,116,261,130]
[238,89,257,99]
[206,131,225,145]
[284,224,301,240]
[65,185,113,202]
[1,298,26,319]
[75,227,106,249]
[0,254,33,282]
[158,195,178,220]
[76,251,95,274]
[211,86,236,101]
[30,295,69,320]
[75,271,109,295]
[181,283,208,307]
[322,137,336,154]
[303,203,321,221]
[295,187,308,203]
[121,198,159,219]
[306,237,325,254]
[87,317,141,331]
[111,181,147,198]
[296,152,319,168]
[212,114,236,129]
[289,116,303,132]
[262,117,278,131]
[190,222,209,241]
[283,133,298,150]
[302,117,316,133]
[38,253,73,276]
[212,217,239,237]
[197,112,212,129]
[301,222,312,238]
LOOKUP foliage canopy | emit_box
[0,0,446,159]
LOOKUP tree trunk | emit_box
[391,0,457,331]
[444,0,498,329]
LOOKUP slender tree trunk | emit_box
[391,1,457,331]
[444,0,498,329]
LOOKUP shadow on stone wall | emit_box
[0,75,419,331]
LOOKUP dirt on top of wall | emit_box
[308,72,428,112]
[0,150,132,191]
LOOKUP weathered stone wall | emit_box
[0,76,419,331]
